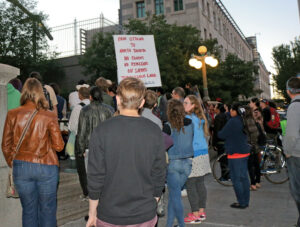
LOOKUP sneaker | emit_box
[80,195,89,201]
[184,213,201,224]
[181,189,187,197]
[199,212,206,221]
[219,177,230,182]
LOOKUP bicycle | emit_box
[212,139,289,186]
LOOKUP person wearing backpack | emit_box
[29,72,58,115]
[283,77,300,227]
[259,99,280,141]
[68,87,90,199]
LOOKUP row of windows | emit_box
[136,0,183,18]
[135,0,249,60]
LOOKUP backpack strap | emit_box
[79,102,86,107]
[43,87,53,110]
[291,99,300,104]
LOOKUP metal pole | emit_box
[74,18,78,55]
[201,57,210,101]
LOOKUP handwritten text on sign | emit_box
[113,35,162,87]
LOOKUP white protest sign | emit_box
[113,35,162,87]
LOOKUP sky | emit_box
[36,0,299,75]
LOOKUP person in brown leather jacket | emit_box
[1,78,64,227]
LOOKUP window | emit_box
[207,3,210,19]
[209,33,212,39]
[218,18,221,31]
[136,1,145,18]
[155,0,164,15]
[174,0,183,11]
[204,28,207,40]
[202,0,205,12]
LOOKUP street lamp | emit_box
[189,45,218,101]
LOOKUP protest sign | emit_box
[113,35,162,87]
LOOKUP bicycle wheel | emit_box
[212,153,232,186]
[263,146,289,184]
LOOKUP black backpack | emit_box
[43,87,53,110]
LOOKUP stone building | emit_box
[119,0,271,98]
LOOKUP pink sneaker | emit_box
[199,212,206,221]
[184,213,201,224]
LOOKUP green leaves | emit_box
[80,15,257,102]
[272,37,300,99]
[0,0,60,81]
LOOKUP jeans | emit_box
[167,159,192,227]
[186,176,207,212]
[13,160,59,227]
[287,156,300,227]
[228,157,250,207]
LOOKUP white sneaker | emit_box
[181,189,187,197]
[79,195,89,201]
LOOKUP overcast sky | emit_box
[36,0,299,74]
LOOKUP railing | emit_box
[48,14,122,58]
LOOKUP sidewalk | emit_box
[62,174,297,227]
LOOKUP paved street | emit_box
[62,173,298,227]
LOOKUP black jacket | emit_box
[212,112,227,147]
[75,101,114,156]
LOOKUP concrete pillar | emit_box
[0,63,22,227]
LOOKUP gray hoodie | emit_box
[283,95,300,157]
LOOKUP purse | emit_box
[6,110,38,198]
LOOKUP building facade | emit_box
[120,0,271,98]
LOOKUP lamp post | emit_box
[189,46,218,101]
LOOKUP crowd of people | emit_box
[1,72,300,227]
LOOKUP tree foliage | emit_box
[79,32,117,82]
[80,15,257,102]
[272,37,300,99]
[0,0,64,82]
[209,54,257,103]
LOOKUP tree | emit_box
[0,0,64,82]
[81,15,219,88]
[208,54,257,103]
[272,37,300,99]
[79,32,117,82]
[80,15,257,101]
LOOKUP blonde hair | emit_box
[186,95,209,137]
[20,78,49,110]
[95,77,109,92]
[144,90,158,109]
[116,78,146,110]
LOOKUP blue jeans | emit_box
[228,157,250,206]
[167,159,192,227]
[13,160,59,227]
[287,156,300,227]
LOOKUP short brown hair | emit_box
[78,87,90,99]
[20,78,49,110]
[117,78,146,110]
[95,77,109,92]
[144,90,158,109]
[173,87,185,98]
